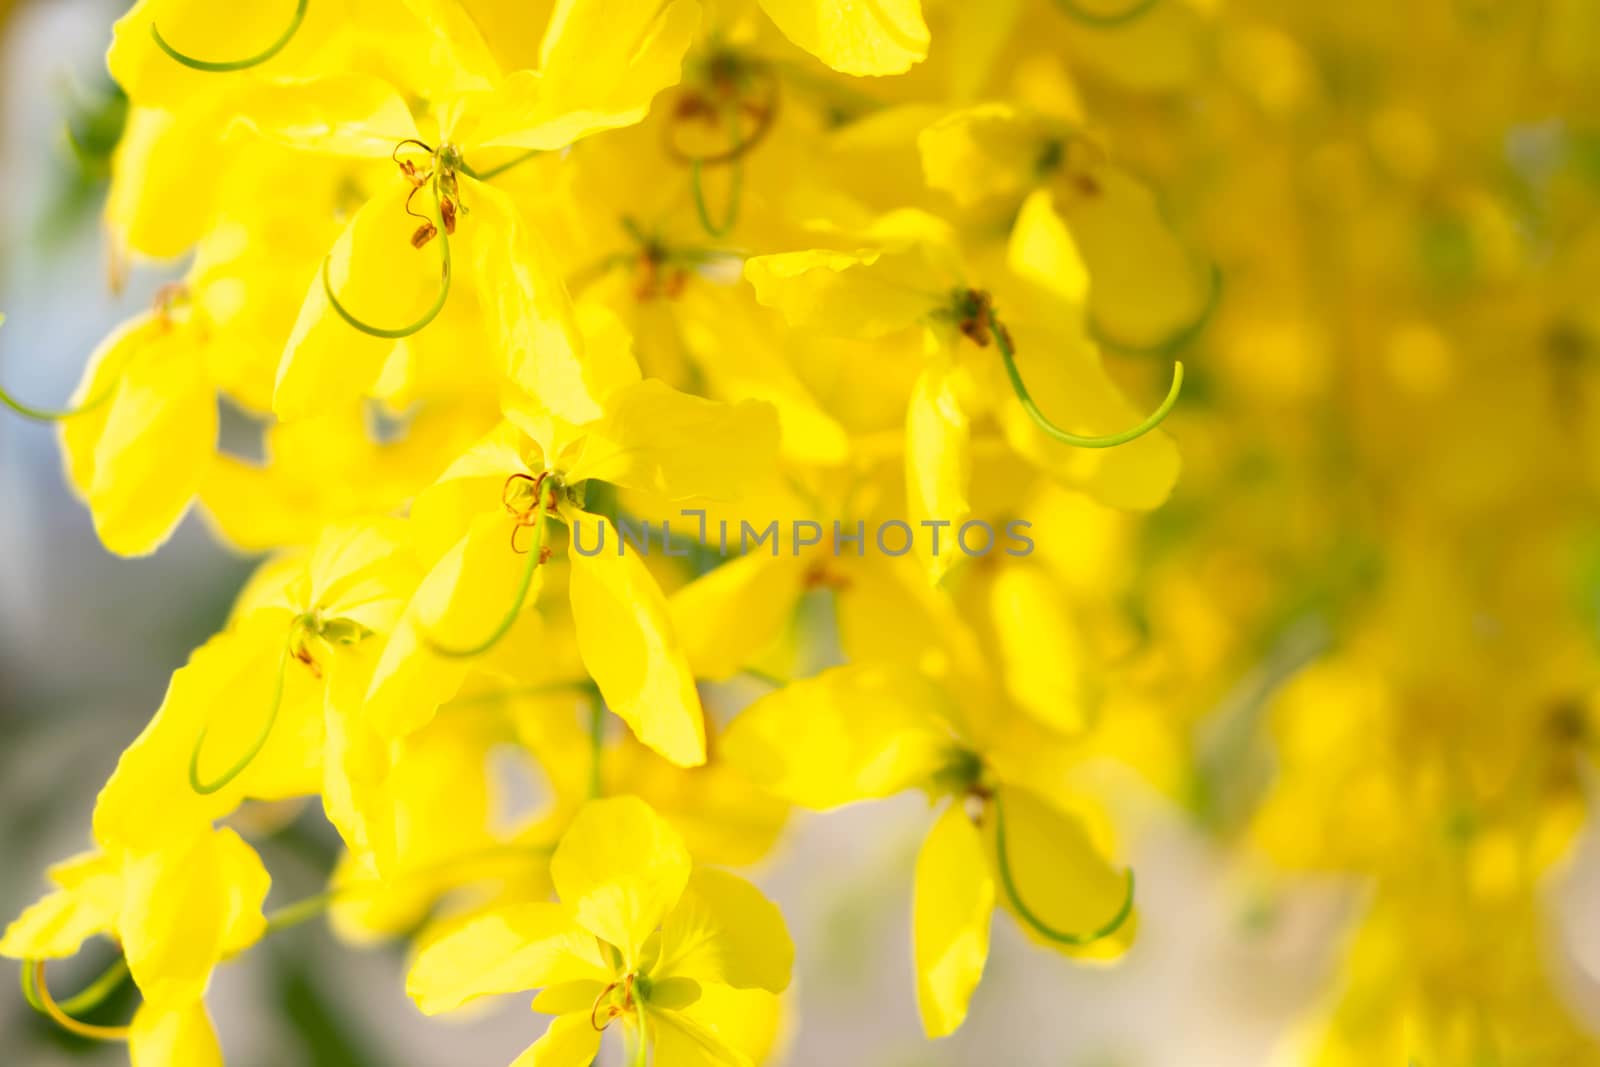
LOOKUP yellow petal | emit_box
[109,0,331,107]
[63,320,215,557]
[985,786,1136,960]
[905,360,971,583]
[721,663,959,810]
[530,979,608,1015]
[987,311,1180,512]
[650,1003,754,1067]
[509,1011,604,1067]
[463,180,596,423]
[1007,187,1090,303]
[105,105,223,259]
[550,796,691,962]
[468,0,700,149]
[756,0,928,76]
[321,641,393,873]
[913,803,993,1038]
[121,829,269,1006]
[667,553,808,681]
[276,182,442,419]
[656,868,792,993]
[744,246,944,340]
[92,619,322,851]
[129,999,222,1067]
[237,73,421,157]
[407,902,602,1014]
[1052,172,1213,352]
[0,853,121,961]
[988,564,1089,734]
[567,512,706,767]
[918,104,1041,207]
[565,381,780,501]
[365,512,541,738]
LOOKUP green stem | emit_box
[991,317,1183,449]
[443,681,598,709]
[261,843,555,935]
[690,157,742,238]
[423,513,544,658]
[688,96,750,238]
[739,667,790,689]
[324,183,453,340]
[1055,0,1162,27]
[189,618,305,796]
[588,696,605,800]
[992,792,1136,946]
[632,1008,650,1067]
[462,148,543,182]
[0,314,121,422]
[151,0,309,73]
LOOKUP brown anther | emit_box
[1071,172,1102,198]
[590,981,620,1031]
[152,282,192,332]
[397,159,426,187]
[411,222,438,249]
[440,197,458,236]
[505,472,557,553]
[803,559,851,591]
[292,644,323,680]
[633,256,661,301]
[674,92,718,124]
[663,62,781,167]
[539,546,553,565]
[957,289,999,348]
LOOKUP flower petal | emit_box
[913,803,993,1038]
[550,796,691,963]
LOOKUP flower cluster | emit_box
[10,0,1595,1063]
[1,1,1203,1064]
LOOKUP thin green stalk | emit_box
[588,695,605,799]
[992,317,1183,449]
[463,148,543,182]
[992,792,1137,946]
[324,184,453,340]
[152,0,309,72]
[0,314,121,422]
[190,618,306,795]
[423,513,544,658]
[1055,0,1162,28]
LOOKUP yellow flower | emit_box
[363,378,778,768]
[0,827,269,1066]
[722,663,1135,1037]
[408,795,791,1065]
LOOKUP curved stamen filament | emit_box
[30,960,130,1043]
[461,148,544,183]
[690,156,743,238]
[189,616,307,796]
[664,67,780,167]
[423,492,549,659]
[992,792,1137,946]
[0,314,123,423]
[591,980,621,1031]
[324,185,453,340]
[991,316,1183,449]
[1055,0,1163,27]
[151,0,309,73]
[22,953,130,1019]
[672,72,773,239]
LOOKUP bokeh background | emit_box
[4,1,1600,1065]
